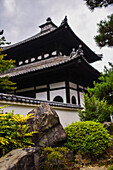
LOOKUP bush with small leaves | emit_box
[0,108,36,157]
[39,146,74,170]
[65,121,111,158]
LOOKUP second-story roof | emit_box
[2,17,102,64]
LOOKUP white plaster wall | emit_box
[70,89,78,104]
[0,103,36,116]
[55,108,80,128]
[80,92,84,107]
[36,85,47,89]
[36,92,47,100]
[0,101,80,128]
[50,82,65,89]
[16,87,34,93]
[50,89,66,103]
[69,82,77,89]
[79,85,84,89]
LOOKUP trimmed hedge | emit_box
[65,121,111,157]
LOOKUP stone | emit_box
[0,147,41,170]
[27,103,66,147]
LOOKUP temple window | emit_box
[53,96,63,103]
[59,52,62,56]
[31,58,35,62]
[44,53,49,58]
[25,59,29,63]
[52,51,57,55]
[37,56,42,60]
[71,96,76,104]
[19,61,23,65]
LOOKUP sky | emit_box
[0,0,113,72]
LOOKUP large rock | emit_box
[27,103,66,147]
[0,147,41,170]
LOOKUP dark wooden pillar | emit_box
[34,86,36,98]
[77,84,80,105]
[47,84,50,101]
[65,81,70,103]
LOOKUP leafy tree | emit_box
[0,32,16,92]
[79,63,113,122]
[84,0,113,48]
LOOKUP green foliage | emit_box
[84,0,113,10]
[95,14,113,48]
[0,35,16,92]
[79,93,113,123]
[65,121,111,158]
[89,63,113,105]
[40,146,73,170]
[0,108,35,157]
[84,0,113,48]
[108,165,113,170]
[79,63,113,123]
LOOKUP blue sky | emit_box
[0,0,113,72]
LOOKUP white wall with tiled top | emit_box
[0,100,80,128]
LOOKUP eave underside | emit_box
[10,58,99,92]
[3,24,101,64]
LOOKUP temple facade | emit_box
[0,17,101,126]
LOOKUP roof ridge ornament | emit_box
[60,16,68,26]
[70,48,76,58]
[70,45,84,58]
[46,17,52,22]
[76,45,84,56]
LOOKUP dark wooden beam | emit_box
[77,84,80,105]
[65,81,70,103]
[47,84,50,100]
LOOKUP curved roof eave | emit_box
[2,22,102,63]
[0,51,100,79]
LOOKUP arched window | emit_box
[25,59,29,63]
[71,96,76,104]
[31,58,35,62]
[53,96,63,103]
[19,61,23,65]
[37,56,42,60]
[52,51,57,55]
[44,53,49,58]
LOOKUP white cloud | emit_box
[0,0,112,72]
[3,0,16,15]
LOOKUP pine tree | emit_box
[84,0,113,47]
[79,63,113,122]
[88,62,113,105]
[95,14,113,47]
[0,32,16,92]
[84,0,113,10]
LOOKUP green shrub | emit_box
[108,165,113,170]
[65,121,111,158]
[79,93,113,123]
[40,147,73,170]
[0,109,35,157]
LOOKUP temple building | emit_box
[0,17,101,126]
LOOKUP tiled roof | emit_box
[0,53,77,78]
[2,18,62,51]
[0,47,99,78]
[0,93,82,109]
[3,29,54,51]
